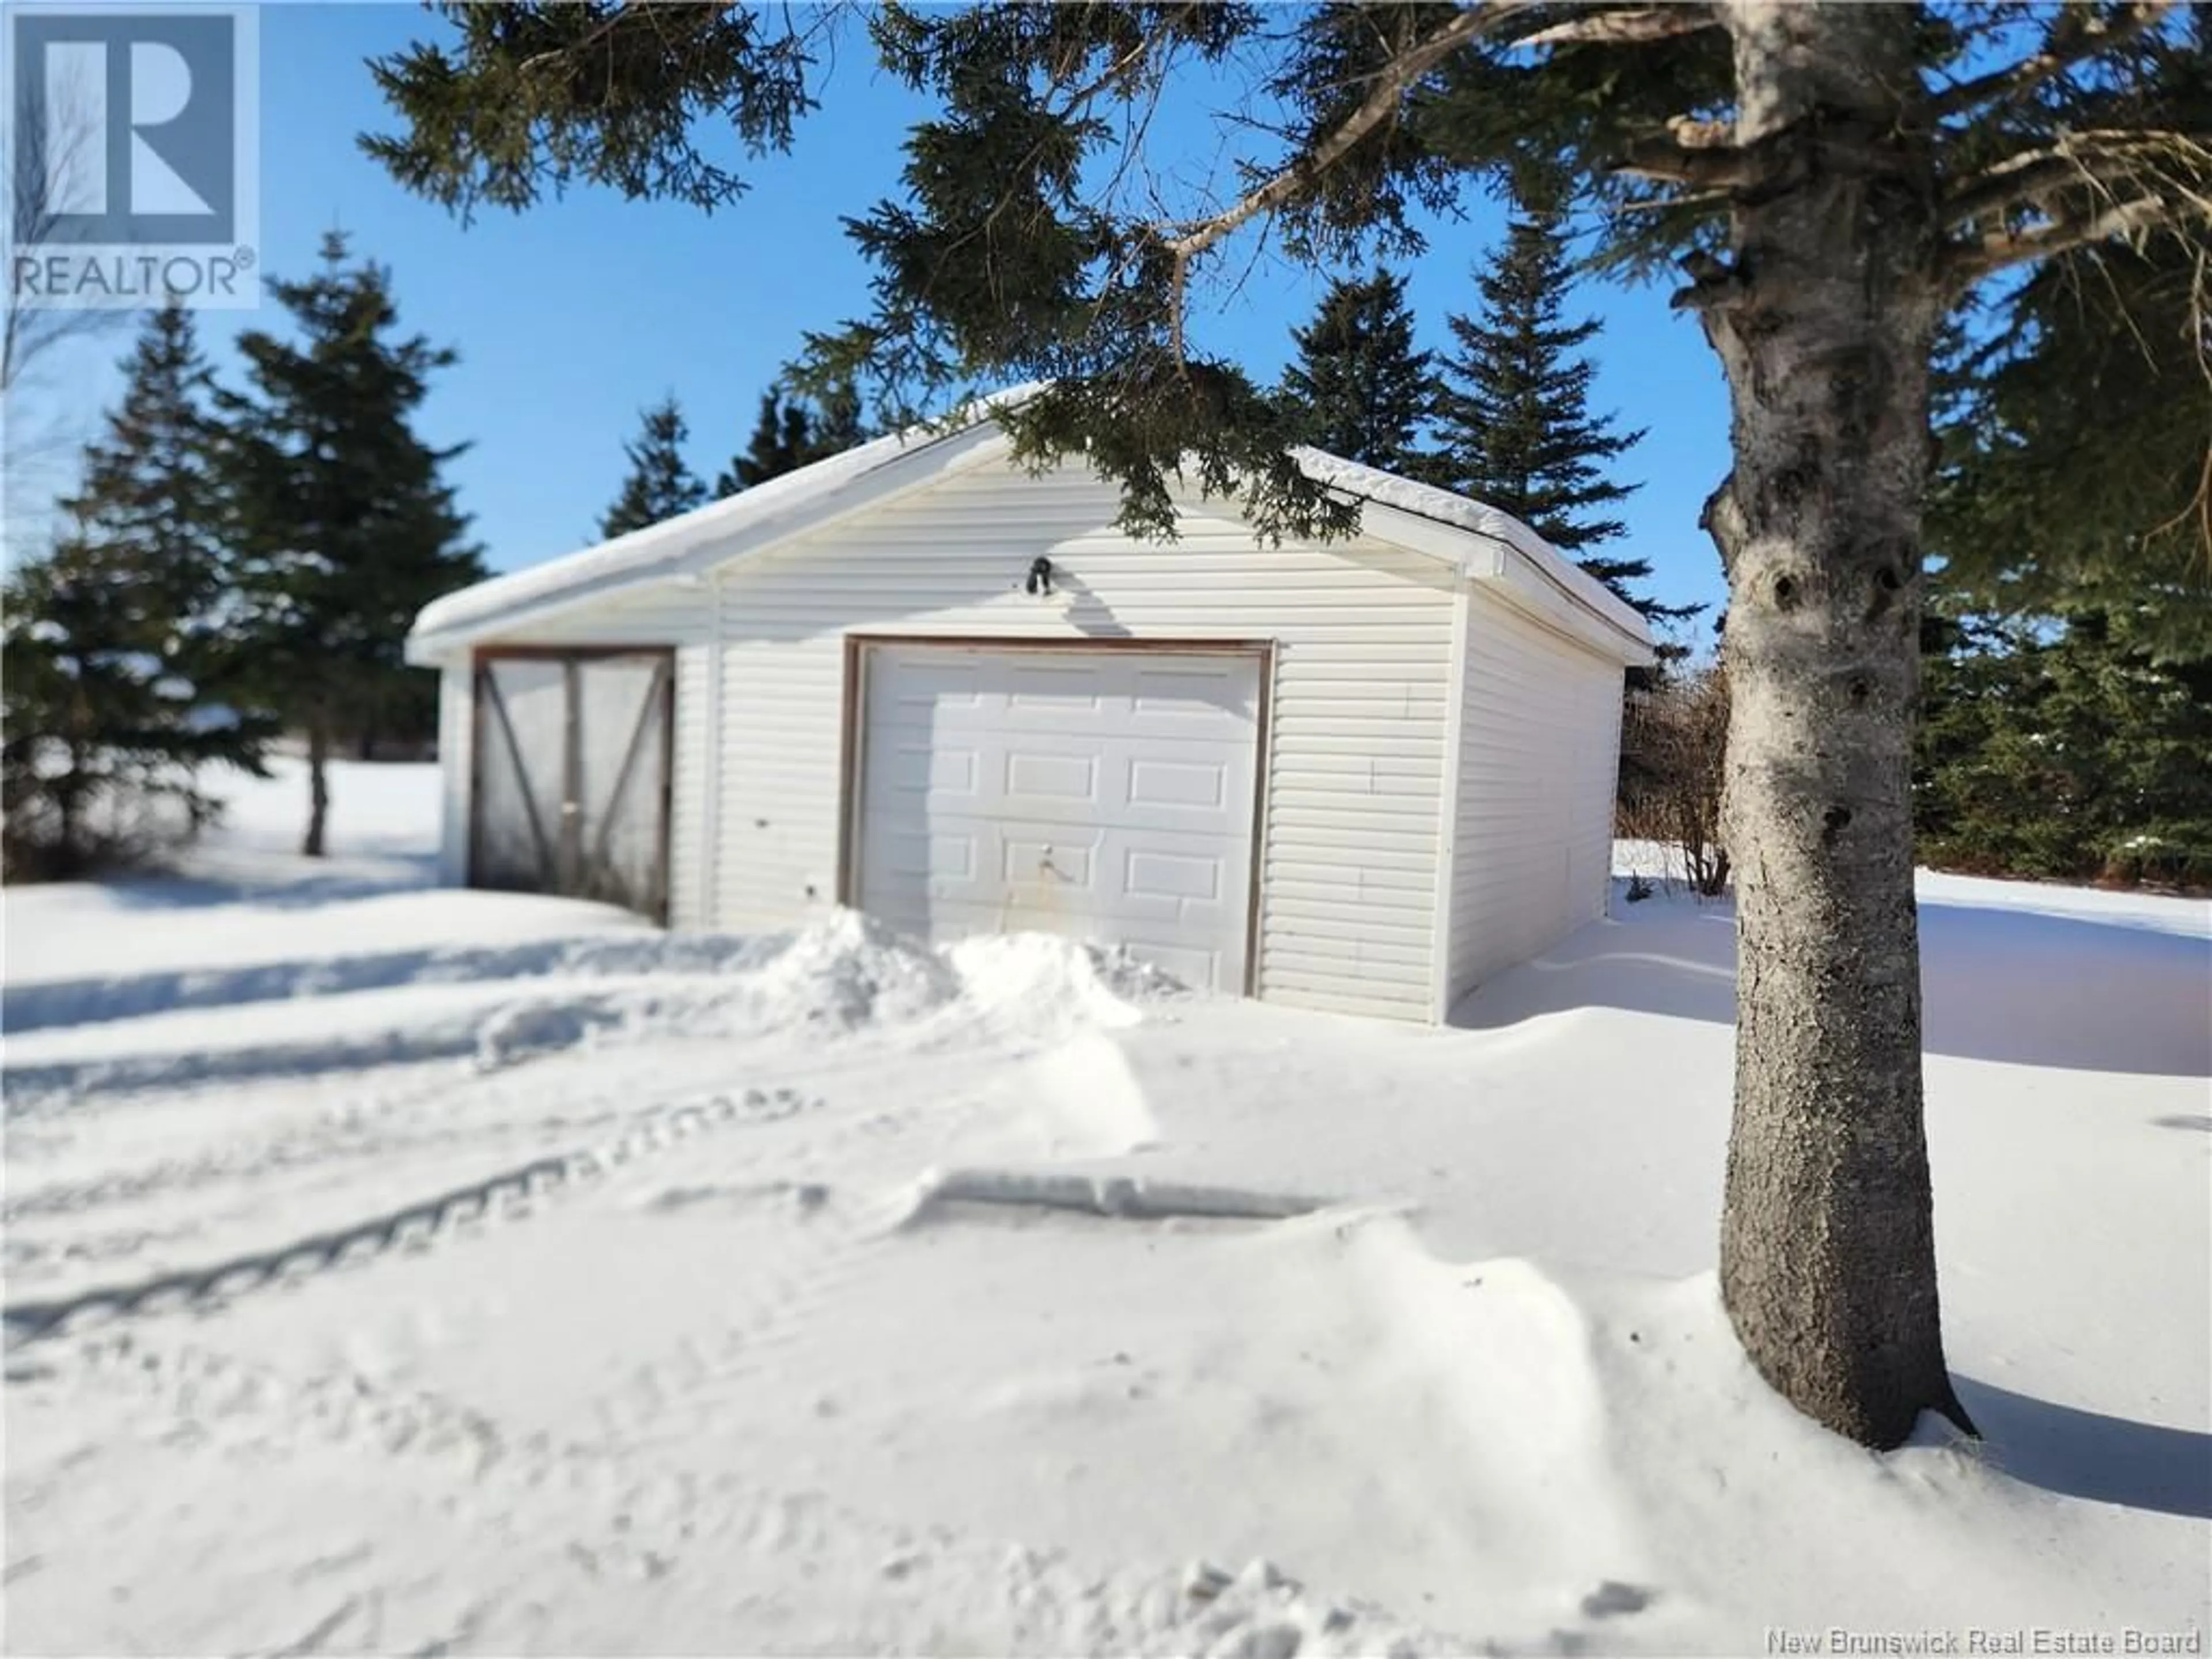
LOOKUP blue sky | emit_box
[49,2,1737,632]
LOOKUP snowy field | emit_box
[3,760,2207,1656]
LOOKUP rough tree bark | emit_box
[302,711,332,859]
[1702,1,1973,1447]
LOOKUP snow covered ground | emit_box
[4,760,2207,1656]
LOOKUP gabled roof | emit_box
[407,385,1654,665]
[407,385,1047,660]
[1288,448,1653,655]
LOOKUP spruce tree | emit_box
[601,396,706,535]
[1918,607,2212,885]
[62,302,230,656]
[369,0,2212,1448]
[1931,234,2211,662]
[1434,186,1696,642]
[1,306,268,878]
[1279,268,1435,473]
[225,232,484,857]
[714,380,871,496]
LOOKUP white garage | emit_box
[407,395,1653,1022]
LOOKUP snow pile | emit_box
[945,930,1154,1034]
[1082,940,1194,1005]
[479,915,1154,1060]
[467,914,974,1069]
[7,914,1131,1100]
[739,908,969,1030]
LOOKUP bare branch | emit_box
[1617,132,1751,188]
[2147,248,2212,559]
[1671,248,1751,313]
[1943,128,2183,225]
[1667,115,1736,150]
[4,63,126,396]
[1940,127,2212,290]
[1945,193,2175,287]
[1931,1,2175,119]
[1517,4,1721,50]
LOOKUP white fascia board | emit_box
[1487,540,1658,668]
[1342,498,1652,668]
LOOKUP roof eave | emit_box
[1345,496,1655,666]
[405,417,1021,662]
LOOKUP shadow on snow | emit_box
[1955,1376,2212,1522]
[1452,883,2211,1079]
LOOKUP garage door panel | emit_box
[874,655,982,703]
[889,703,1251,745]
[1124,846,1222,904]
[871,743,1250,830]
[872,827,979,884]
[1003,749,1100,803]
[857,646,1260,992]
[1126,755,1230,810]
[880,796,1242,840]
[1005,665,1108,710]
[1131,666,1255,719]
[873,741,979,797]
[1001,832,1097,892]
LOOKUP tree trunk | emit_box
[303,713,331,858]
[1702,1,1972,1449]
[53,774,81,880]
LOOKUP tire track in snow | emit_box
[573,1093,976,1448]
[3,1046,718,1233]
[563,1035,1302,1456]
[2,970,1006,1264]
[554,1046,1107,1453]
[0,935,774,1037]
[3,1023,1479,1655]
[1,1086,820,1348]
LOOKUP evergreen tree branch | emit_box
[1930,1,2175,120]
[1158,2,1521,333]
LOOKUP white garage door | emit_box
[856,645,1263,991]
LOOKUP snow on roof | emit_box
[1290,448,1656,648]
[409,385,1050,650]
[410,381,1653,656]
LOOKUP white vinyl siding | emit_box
[710,454,1459,1021]
[467,584,715,929]
[1445,581,1627,1008]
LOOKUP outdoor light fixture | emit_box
[1025,555,1055,599]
